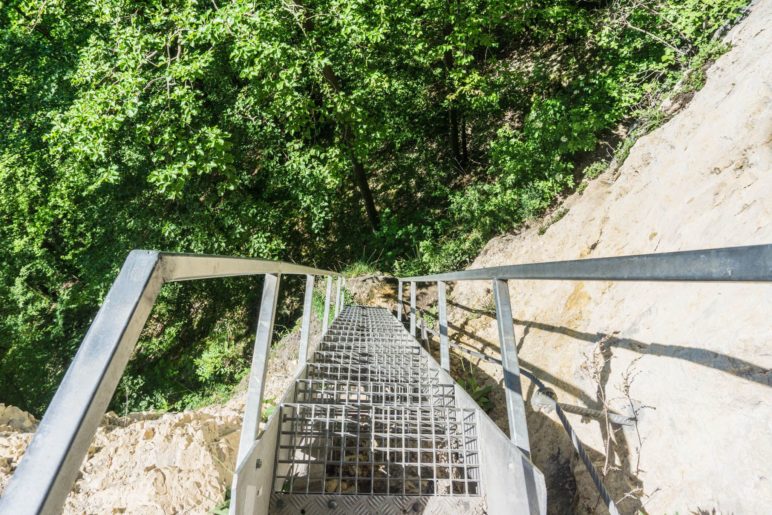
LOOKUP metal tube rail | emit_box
[238,273,281,465]
[398,243,770,515]
[297,274,315,368]
[400,244,772,283]
[443,339,620,515]
[322,276,333,334]
[492,279,531,456]
[438,281,450,371]
[0,250,339,515]
[397,280,403,322]
[409,281,417,336]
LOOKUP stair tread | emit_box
[271,305,482,507]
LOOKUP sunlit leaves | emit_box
[0,0,748,413]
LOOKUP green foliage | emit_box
[0,0,748,415]
[343,261,379,278]
[459,375,494,413]
[311,286,328,321]
[584,162,608,181]
[210,491,230,514]
[261,397,277,423]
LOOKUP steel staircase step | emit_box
[273,403,481,496]
[293,379,456,407]
[305,362,440,384]
[312,350,429,368]
[268,305,487,514]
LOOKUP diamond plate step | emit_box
[269,494,487,514]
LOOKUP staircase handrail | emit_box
[396,243,771,514]
[0,250,340,515]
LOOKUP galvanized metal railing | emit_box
[397,243,772,514]
[3,244,769,514]
[0,250,341,515]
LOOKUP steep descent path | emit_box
[231,305,547,514]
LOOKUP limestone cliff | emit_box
[445,0,771,511]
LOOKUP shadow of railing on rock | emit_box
[512,318,771,388]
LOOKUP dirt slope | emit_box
[0,315,320,513]
[446,0,771,512]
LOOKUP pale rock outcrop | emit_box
[0,404,36,495]
[0,404,37,433]
[445,0,772,512]
[0,403,243,514]
[0,305,312,513]
[346,274,398,310]
[62,406,242,514]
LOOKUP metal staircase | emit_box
[234,305,546,514]
[2,245,769,515]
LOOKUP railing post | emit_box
[420,317,427,346]
[397,280,403,322]
[492,278,531,457]
[438,280,450,372]
[298,274,315,368]
[0,251,163,515]
[322,276,332,334]
[237,273,281,465]
[409,281,417,337]
[335,276,343,316]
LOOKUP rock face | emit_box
[0,402,242,514]
[445,1,771,512]
[0,404,37,495]
[0,312,314,513]
[0,404,37,433]
[64,406,242,514]
[346,274,398,310]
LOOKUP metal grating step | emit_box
[306,362,440,384]
[268,305,488,514]
[312,350,429,368]
[319,340,422,352]
[274,404,480,496]
[293,379,456,407]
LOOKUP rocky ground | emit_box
[0,313,321,514]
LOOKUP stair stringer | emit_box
[419,346,548,514]
[450,374,547,514]
[230,368,306,515]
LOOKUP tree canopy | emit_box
[0,0,747,414]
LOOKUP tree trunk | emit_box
[322,65,380,231]
[350,156,380,231]
[288,1,380,231]
[460,114,468,168]
[448,106,460,167]
[443,48,461,168]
